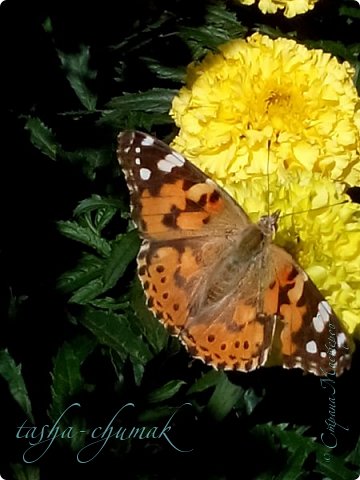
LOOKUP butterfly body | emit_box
[117,130,351,376]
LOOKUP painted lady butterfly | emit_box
[117,131,351,376]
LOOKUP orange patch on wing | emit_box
[177,212,210,229]
[277,265,307,356]
[263,280,279,314]
[138,245,201,333]
[182,302,270,371]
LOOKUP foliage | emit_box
[1,0,360,479]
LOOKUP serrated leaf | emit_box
[206,372,244,421]
[11,464,40,480]
[179,3,245,59]
[186,369,223,395]
[102,230,140,290]
[80,308,152,365]
[0,350,33,422]
[130,278,168,354]
[89,297,129,310]
[339,6,360,19]
[74,195,124,217]
[60,147,112,180]
[69,278,107,304]
[106,88,177,113]
[94,207,118,232]
[243,388,263,415]
[314,453,359,480]
[140,57,186,83]
[147,380,186,404]
[57,254,104,294]
[132,361,145,386]
[49,335,96,420]
[57,220,111,256]
[25,117,58,161]
[100,109,173,130]
[58,45,97,110]
[346,434,360,466]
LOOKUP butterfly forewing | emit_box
[117,130,352,377]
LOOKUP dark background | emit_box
[1,0,360,478]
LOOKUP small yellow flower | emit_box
[171,33,360,185]
[237,0,318,18]
[170,33,360,337]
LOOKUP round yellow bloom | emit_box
[237,0,318,18]
[170,33,360,337]
[171,33,360,185]
[225,172,360,336]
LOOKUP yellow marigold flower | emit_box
[171,33,360,185]
[170,33,360,337]
[225,172,360,337]
[237,0,318,18]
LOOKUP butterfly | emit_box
[117,130,352,376]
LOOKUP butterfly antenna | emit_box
[280,199,349,219]
[267,140,271,217]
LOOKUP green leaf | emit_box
[49,335,97,420]
[74,195,124,217]
[80,308,152,365]
[89,297,129,310]
[94,206,118,232]
[106,88,176,113]
[132,361,145,386]
[0,350,33,422]
[186,369,224,395]
[346,434,360,466]
[243,388,263,415]
[25,117,58,161]
[339,6,360,19]
[254,424,358,480]
[69,278,106,304]
[102,230,140,290]
[100,109,173,130]
[57,220,111,256]
[60,147,112,180]
[179,3,245,59]
[57,254,104,294]
[130,278,168,354]
[11,464,40,480]
[147,380,186,403]
[58,45,97,110]
[140,57,186,83]
[206,372,244,421]
[100,88,176,128]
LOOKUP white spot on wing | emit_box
[306,340,317,354]
[319,300,331,319]
[140,168,151,180]
[337,332,346,348]
[135,147,141,153]
[124,147,130,153]
[313,315,325,333]
[141,135,155,146]
[165,153,185,167]
[157,159,175,173]
[135,158,141,165]
[320,351,326,358]
[171,151,185,165]
[312,300,331,333]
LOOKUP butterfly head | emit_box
[258,209,281,237]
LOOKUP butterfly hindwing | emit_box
[117,130,352,376]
